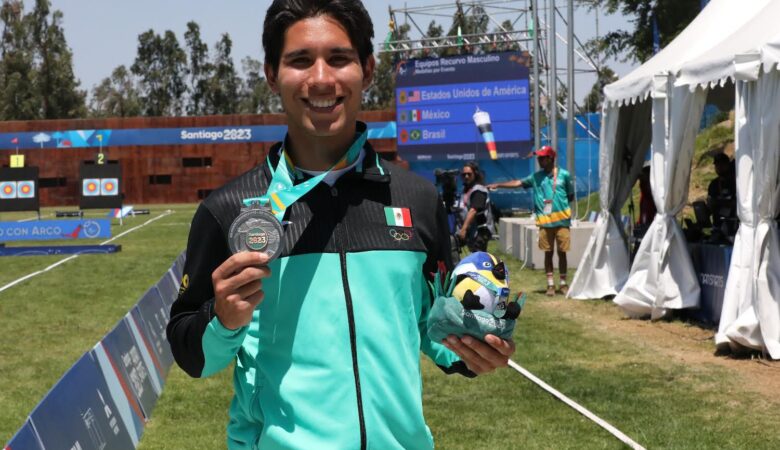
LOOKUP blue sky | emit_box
[48,0,634,101]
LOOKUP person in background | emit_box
[707,153,737,233]
[166,1,515,448]
[488,146,574,296]
[637,162,656,228]
[457,161,493,252]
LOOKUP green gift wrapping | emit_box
[427,295,516,343]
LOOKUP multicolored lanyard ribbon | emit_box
[465,271,510,299]
[243,130,367,222]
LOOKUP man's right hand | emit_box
[212,251,272,330]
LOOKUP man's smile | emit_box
[304,97,345,111]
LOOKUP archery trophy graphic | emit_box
[473,107,498,160]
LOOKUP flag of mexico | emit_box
[384,207,413,227]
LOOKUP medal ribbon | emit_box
[243,130,367,222]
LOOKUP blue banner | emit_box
[156,270,178,311]
[398,121,531,147]
[29,354,137,450]
[398,99,530,126]
[395,51,531,161]
[0,219,111,242]
[132,287,175,373]
[0,244,120,256]
[4,420,44,450]
[98,321,161,420]
[0,122,397,151]
[689,243,733,325]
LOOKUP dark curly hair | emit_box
[463,161,485,185]
[262,0,374,76]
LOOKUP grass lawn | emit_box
[2,206,779,449]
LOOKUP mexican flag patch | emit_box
[384,207,412,227]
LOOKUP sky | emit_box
[47,0,636,104]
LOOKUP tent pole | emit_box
[532,0,541,152]
[549,0,558,154]
[567,0,576,191]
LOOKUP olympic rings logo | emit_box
[389,229,412,241]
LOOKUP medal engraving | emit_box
[229,204,284,260]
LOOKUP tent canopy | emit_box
[603,0,771,106]
[677,1,780,88]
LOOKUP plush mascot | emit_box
[427,252,525,343]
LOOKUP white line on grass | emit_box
[17,213,50,222]
[508,359,646,450]
[0,210,173,295]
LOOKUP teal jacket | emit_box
[167,134,470,449]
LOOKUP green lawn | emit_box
[2,207,779,449]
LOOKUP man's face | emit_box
[537,155,554,171]
[265,15,375,140]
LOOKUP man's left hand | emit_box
[443,334,515,375]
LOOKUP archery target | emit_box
[83,178,100,196]
[0,181,17,199]
[17,180,35,198]
[101,178,119,196]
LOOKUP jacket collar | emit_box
[265,121,391,184]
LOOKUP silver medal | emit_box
[228,203,284,260]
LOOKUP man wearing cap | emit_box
[488,146,574,296]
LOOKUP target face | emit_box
[17,180,35,198]
[83,178,100,196]
[101,178,119,196]
[0,181,17,199]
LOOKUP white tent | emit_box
[568,0,780,358]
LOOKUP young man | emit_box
[457,161,494,252]
[488,146,574,296]
[166,1,515,449]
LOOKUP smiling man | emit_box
[166,1,515,449]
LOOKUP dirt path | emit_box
[537,298,780,400]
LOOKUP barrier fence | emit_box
[4,252,185,450]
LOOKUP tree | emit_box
[184,21,211,116]
[582,0,700,63]
[0,1,37,120]
[583,66,618,113]
[205,33,239,114]
[131,29,188,116]
[491,20,520,53]
[28,0,85,119]
[238,56,278,114]
[443,4,490,56]
[89,65,141,117]
[420,20,444,59]
[363,23,410,110]
[0,0,85,120]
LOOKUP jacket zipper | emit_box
[333,185,367,450]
